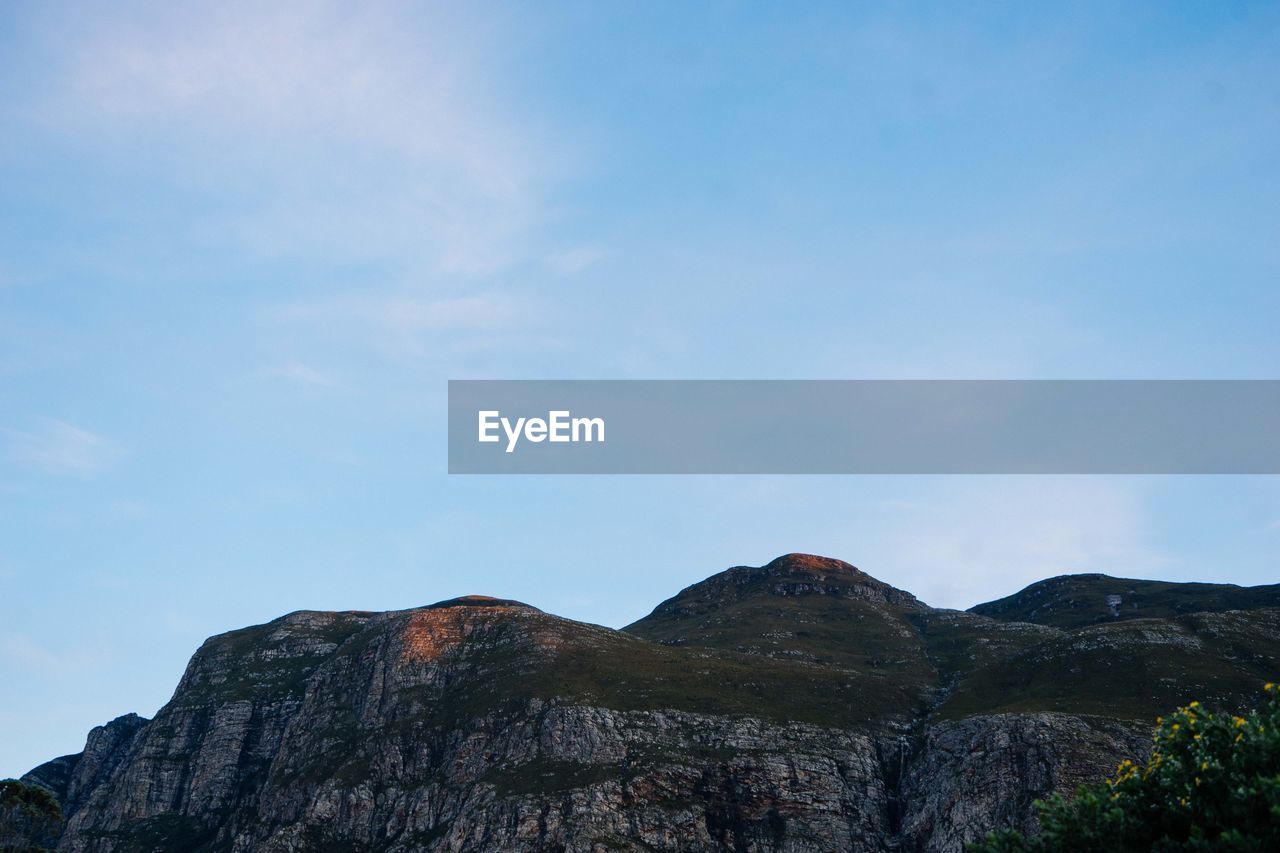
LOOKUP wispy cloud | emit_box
[869,478,1172,609]
[1,634,104,671]
[547,247,605,276]
[3,420,119,476]
[110,499,150,518]
[49,1,556,274]
[269,290,531,359]
[260,360,338,388]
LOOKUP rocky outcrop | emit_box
[23,714,149,811]
[19,713,149,843]
[20,554,1280,852]
[252,705,897,852]
[897,714,1152,852]
[52,599,904,851]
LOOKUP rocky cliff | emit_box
[18,555,1279,852]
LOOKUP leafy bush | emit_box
[971,683,1280,852]
[0,778,63,852]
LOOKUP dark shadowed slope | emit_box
[969,573,1280,629]
[626,554,1280,722]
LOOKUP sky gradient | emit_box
[2,1,1279,776]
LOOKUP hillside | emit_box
[969,573,1280,629]
[16,554,1280,852]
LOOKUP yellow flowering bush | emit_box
[970,684,1280,852]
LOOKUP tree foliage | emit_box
[0,778,63,853]
[971,683,1280,852]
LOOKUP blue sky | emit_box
[2,1,1278,776]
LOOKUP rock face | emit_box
[896,714,1151,852]
[22,713,150,840]
[21,554,1280,852]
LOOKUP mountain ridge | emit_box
[968,572,1280,629]
[16,554,1279,852]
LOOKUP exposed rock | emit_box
[19,555,1280,852]
[19,713,149,842]
[897,714,1152,852]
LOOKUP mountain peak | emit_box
[625,553,927,642]
[763,552,862,576]
[755,552,925,609]
[425,595,539,611]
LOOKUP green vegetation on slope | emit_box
[935,609,1280,721]
[628,556,1280,725]
[394,609,921,730]
[624,553,937,723]
[970,575,1280,631]
[173,610,374,706]
[626,593,936,716]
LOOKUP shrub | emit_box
[0,778,63,852]
[971,683,1280,852]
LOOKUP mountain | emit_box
[969,573,1280,629]
[15,555,1279,852]
[22,714,148,824]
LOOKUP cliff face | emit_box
[23,555,1280,852]
[21,712,150,843]
[896,713,1151,852]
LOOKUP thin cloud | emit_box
[110,499,150,518]
[261,360,338,388]
[270,291,530,359]
[1,635,103,672]
[48,1,555,274]
[3,420,119,476]
[868,478,1173,609]
[547,247,605,276]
